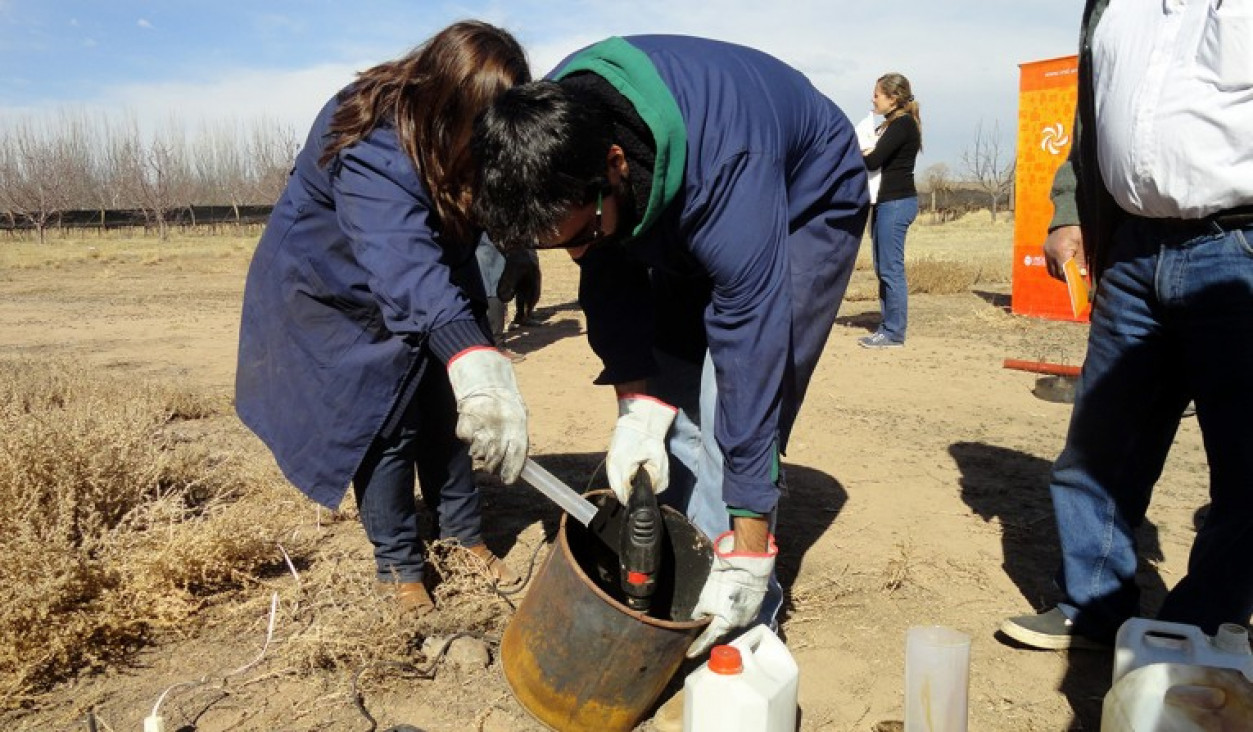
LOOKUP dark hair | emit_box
[318,21,529,245]
[471,80,612,249]
[876,72,922,151]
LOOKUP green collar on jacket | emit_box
[553,37,686,238]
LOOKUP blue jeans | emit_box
[353,364,483,583]
[650,350,784,628]
[870,196,918,342]
[1053,217,1253,639]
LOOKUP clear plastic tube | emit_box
[520,459,597,526]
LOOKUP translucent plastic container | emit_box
[683,625,798,732]
[1112,618,1253,684]
[905,625,971,732]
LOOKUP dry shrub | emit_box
[905,257,984,296]
[0,357,287,706]
[274,538,517,678]
[844,258,987,303]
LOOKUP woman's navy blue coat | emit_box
[235,94,491,509]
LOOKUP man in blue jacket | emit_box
[472,35,868,654]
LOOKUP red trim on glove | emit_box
[711,530,779,558]
[618,393,679,413]
[447,345,498,368]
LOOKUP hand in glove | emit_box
[687,531,778,658]
[447,347,528,483]
[606,394,678,504]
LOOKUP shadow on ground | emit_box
[498,299,584,357]
[834,310,881,333]
[950,441,1169,729]
[973,289,1013,312]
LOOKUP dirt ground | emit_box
[0,228,1213,731]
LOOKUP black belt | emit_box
[1151,204,1253,233]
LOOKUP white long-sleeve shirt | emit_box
[1092,0,1253,218]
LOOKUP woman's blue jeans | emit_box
[870,196,918,342]
[1053,217,1253,639]
[353,364,483,583]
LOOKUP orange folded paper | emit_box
[1063,258,1090,318]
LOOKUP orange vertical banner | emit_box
[1011,55,1087,322]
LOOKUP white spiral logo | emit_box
[1041,123,1070,156]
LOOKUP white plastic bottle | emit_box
[683,625,798,732]
[1112,618,1253,684]
[1102,619,1253,732]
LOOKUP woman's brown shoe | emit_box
[378,580,435,615]
[464,544,523,590]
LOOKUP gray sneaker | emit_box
[858,332,904,349]
[999,607,1108,650]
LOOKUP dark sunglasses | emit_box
[535,191,603,250]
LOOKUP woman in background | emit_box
[235,22,531,614]
[859,73,921,349]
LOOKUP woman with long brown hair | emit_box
[236,21,531,613]
[859,72,921,349]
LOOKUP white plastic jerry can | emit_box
[1101,663,1253,732]
[1112,618,1253,684]
[683,624,799,732]
[1101,619,1253,732]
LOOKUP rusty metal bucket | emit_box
[501,490,712,731]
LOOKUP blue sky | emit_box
[0,0,1084,170]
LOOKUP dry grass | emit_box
[0,356,524,711]
[0,357,288,706]
[0,229,259,271]
[846,211,1014,302]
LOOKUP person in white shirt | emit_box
[1001,0,1253,650]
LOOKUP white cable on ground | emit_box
[144,589,281,730]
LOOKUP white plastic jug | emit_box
[683,624,798,732]
[1112,618,1253,684]
[1101,662,1253,732]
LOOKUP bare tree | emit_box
[919,162,953,223]
[87,115,128,231]
[54,113,107,233]
[112,118,194,239]
[194,121,252,226]
[246,119,299,206]
[961,120,1016,222]
[0,117,83,243]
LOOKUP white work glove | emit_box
[606,394,678,504]
[447,347,528,484]
[687,531,778,658]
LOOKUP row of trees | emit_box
[0,113,298,242]
[1,113,1021,243]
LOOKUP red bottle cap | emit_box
[708,645,743,675]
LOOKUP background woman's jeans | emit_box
[870,196,918,342]
[353,364,483,583]
[1052,218,1253,639]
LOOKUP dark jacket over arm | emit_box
[235,95,490,508]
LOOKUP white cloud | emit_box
[137,18,154,30]
[112,62,360,138]
[0,62,360,146]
